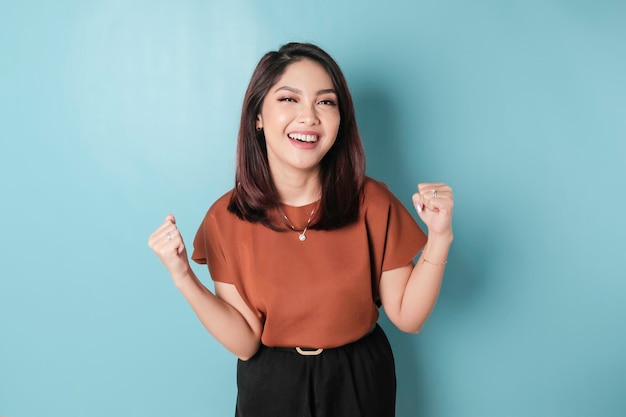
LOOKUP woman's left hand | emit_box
[412,183,454,237]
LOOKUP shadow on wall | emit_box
[355,84,433,416]
[354,81,488,416]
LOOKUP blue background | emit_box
[1,1,625,416]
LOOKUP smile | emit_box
[288,133,319,143]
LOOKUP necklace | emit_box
[278,206,316,241]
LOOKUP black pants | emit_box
[235,324,396,417]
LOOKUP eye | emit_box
[318,99,337,106]
[278,96,297,103]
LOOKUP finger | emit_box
[152,231,184,259]
[425,199,453,214]
[416,184,442,213]
[417,183,446,194]
[149,223,170,246]
[412,193,424,213]
[426,194,455,215]
[164,226,180,242]
[148,217,179,247]
[419,185,452,207]
[162,215,179,244]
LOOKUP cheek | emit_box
[263,109,292,129]
[329,116,341,136]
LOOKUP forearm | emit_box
[174,270,261,360]
[396,233,452,333]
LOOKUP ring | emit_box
[166,231,172,240]
[432,190,438,199]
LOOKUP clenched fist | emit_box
[148,214,191,282]
[412,183,454,238]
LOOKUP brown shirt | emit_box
[192,178,427,348]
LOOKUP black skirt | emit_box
[235,324,396,417]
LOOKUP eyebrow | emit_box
[273,86,337,95]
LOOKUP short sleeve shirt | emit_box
[192,178,427,348]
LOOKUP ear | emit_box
[256,115,263,131]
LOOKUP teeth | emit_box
[288,133,318,143]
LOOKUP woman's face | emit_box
[257,59,340,178]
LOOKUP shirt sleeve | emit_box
[364,179,427,306]
[364,179,427,274]
[191,209,234,284]
[381,189,427,272]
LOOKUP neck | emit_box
[272,169,322,207]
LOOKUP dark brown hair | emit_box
[228,42,365,230]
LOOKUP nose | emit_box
[298,103,319,125]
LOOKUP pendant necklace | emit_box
[278,205,316,241]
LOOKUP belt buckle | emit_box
[295,347,324,356]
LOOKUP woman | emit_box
[148,42,453,417]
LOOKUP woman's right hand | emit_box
[148,214,191,283]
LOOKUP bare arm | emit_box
[379,183,454,333]
[148,215,262,360]
[175,274,262,360]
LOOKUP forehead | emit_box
[273,59,335,90]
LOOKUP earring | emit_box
[256,126,262,132]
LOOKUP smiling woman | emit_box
[257,60,341,189]
[148,42,454,417]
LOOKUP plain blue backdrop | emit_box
[1,1,625,416]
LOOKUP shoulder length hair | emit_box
[227,42,365,230]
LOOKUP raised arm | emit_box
[379,183,454,333]
[148,215,262,360]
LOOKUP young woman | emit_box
[148,42,454,417]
